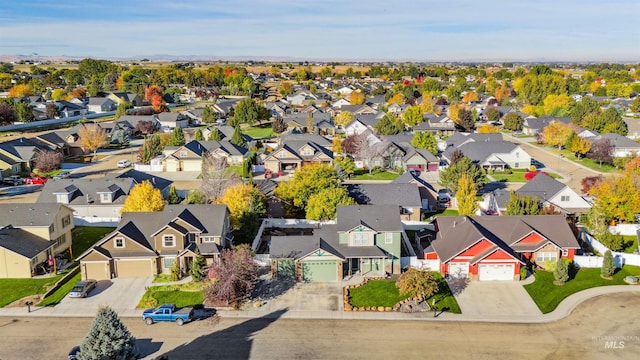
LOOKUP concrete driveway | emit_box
[53,277,152,316]
[245,280,343,312]
[450,280,541,318]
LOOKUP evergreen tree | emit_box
[601,250,615,278]
[439,156,485,192]
[553,258,569,284]
[202,106,218,124]
[170,258,181,281]
[411,131,438,155]
[506,192,540,215]
[208,128,221,141]
[168,185,180,204]
[169,127,186,146]
[194,129,204,141]
[77,307,139,360]
[230,126,246,147]
[137,134,163,165]
[190,249,206,282]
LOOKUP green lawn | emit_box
[226,165,245,177]
[153,274,176,283]
[242,124,274,139]
[0,275,64,307]
[38,272,81,306]
[534,145,616,173]
[349,280,410,307]
[622,236,639,254]
[523,265,640,313]
[352,169,400,181]
[491,169,562,183]
[137,283,206,308]
[71,226,115,258]
[349,276,461,314]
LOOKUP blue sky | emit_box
[0,0,638,61]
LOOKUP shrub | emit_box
[553,258,569,284]
[601,250,615,278]
[371,166,384,175]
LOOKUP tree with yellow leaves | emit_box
[462,91,479,104]
[335,110,355,126]
[216,183,266,229]
[448,103,464,122]
[8,84,33,98]
[121,180,165,214]
[332,137,343,155]
[542,122,574,150]
[388,93,405,105]
[418,93,434,113]
[78,123,109,160]
[456,175,479,216]
[349,91,365,105]
[477,124,499,133]
[542,94,573,116]
[567,133,591,159]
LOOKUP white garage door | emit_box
[448,262,469,278]
[479,264,514,281]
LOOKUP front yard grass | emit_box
[0,275,64,307]
[352,169,400,181]
[349,275,461,314]
[622,236,639,254]
[38,272,81,306]
[523,265,640,314]
[72,226,115,258]
[491,169,562,183]
[137,282,207,308]
[242,124,274,139]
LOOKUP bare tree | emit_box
[78,123,108,160]
[34,149,63,173]
[200,153,240,202]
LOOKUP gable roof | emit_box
[0,203,70,227]
[116,170,172,191]
[37,177,135,205]
[444,141,519,163]
[0,226,55,259]
[336,205,403,233]
[516,173,566,200]
[346,184,422,208]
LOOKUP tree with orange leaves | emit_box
[462,91,479,104]
[494,85,510,102]
[349,91,365,105]
[145,85,168,113]
[8,84,33,98]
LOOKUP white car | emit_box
[117,159,132,168]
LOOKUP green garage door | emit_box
[302,261,338,282]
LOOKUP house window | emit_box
[49,224,55,233]
[61,215,71,228]
[278,151,286,158]
[537,251,558,262]
[352,232,369,246]
[201,236,215,243]
[114,238,124,248]
[385,233,393,244]
[562,249,568,256]
[55,194,69,204]
[163,257,175,268]
[53,234,66,248]
[516,152,520,158]
[100,193,112,203]
[561,195,570,202]
[163,235,175,247]
[180,151,188,157]
[514,162,519,168]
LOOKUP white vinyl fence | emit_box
[577,230,640,268]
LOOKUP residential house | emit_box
[343,113,385,136]
[264,101,291,118]
[0,226,56,278]
[0,203,75,255]
[37,177,136,225]
[117,170,173,198]
[108,92,144,107]
[420,215,580,280]
[269,205,405,281]
[412,115,456,137]
[335,86,354,96]
[155,112,190,131]
[443,133,531,170]
[286,91,318,106]
[339,104,377,115]
[482,173,592,216]
[332,98,351,109]
[391,172,439,212]
[283,112,335,135]
[598,133,640,157]
[163,140,250,172]
[211,98,243,118]
[77,205,232,280]
[0,137,60,176]
[262,134,333,174]
[387,103,409,116]
[87,97,118,113]
[522,116,571,135]
[115,115,161,135]
[346,183,423,221]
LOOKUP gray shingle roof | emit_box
[516,173,566,200]
[0,203,68,227]
[444,141,518,163]
[38,177,135,205]
[0,226,55,259]
[336,205,403,232]
[346,184,422,208]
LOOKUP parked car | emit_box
[53,170,71,179]
[68,279,97,298]
[68,346,80,360]
[117,159,132,168]
[530,159,544,168]
[2,175,25,186]
[142,303,194,326]
[25,176,48,185]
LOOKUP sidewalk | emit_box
[1,285,638,324]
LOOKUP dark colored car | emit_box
[68,279,97,298]
[68,346,80,359]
